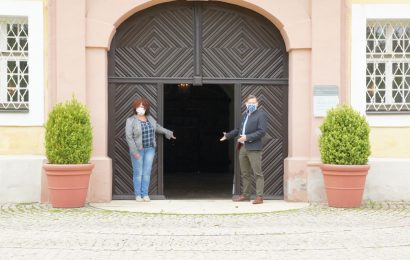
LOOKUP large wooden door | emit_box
[108,2,288,199]
[239,85,288,197]
[108,83,162,198]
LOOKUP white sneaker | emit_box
[136,196,143,202]
[142,196,150,202]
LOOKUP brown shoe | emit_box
[252,196,263,204]
[234,195,250,202]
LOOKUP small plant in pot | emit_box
[319,105,371,208]
[43,97,94,208]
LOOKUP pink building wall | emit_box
[43,0,346,202]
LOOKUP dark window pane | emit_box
[405,90,410,102]
[393,63,403,76]
[23,90,29,102]
[393,89,403,103]
[366,26,373,39]
[7,37,17,51]
[375,77,385,89]
[374,63,385,75]
[13,75,18,87]
[20,61,28,73]
[379,63,385,73]
[22,24,28,37]
[20,37,28,51]
[367,63,374,74]
[7,61,16,73]
[393,62,398,71]
[376,90,385,103]
[7,75,15,88]
[20,75,28,88]
[378,40,386,52]
[11,24,18,35]
[393,77,402,90]
[405,76,410,85]
[394,26,403,38]
[19,89,28,102]
[7,89,17,102]
[394,39,404,53]
[7,24,18,36]
[375,26,384,38]
[404,63,410,75]
[367,40,374,53]
[366,77,376,103]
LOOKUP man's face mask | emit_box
[246,103,258,113]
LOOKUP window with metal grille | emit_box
[0,16,29,112]
[366,20,410,113]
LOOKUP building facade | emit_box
[0,0,409,203]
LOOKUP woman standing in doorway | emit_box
[125,98,176,202]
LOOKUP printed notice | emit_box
[313,85,339,117]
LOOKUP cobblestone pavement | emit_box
[1,201,410,260]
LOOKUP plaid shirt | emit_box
[140,120,155,148]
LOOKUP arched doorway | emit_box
[163,84,234,198]
[108,1,288,199]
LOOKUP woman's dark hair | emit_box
[132,98,151,115]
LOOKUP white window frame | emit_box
[0,0,44,126]
[352,4,410,126]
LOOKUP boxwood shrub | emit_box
[319,105,370,165]
[45,98,93,164]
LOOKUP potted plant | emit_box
[319,105,371,208]
[43,97,94,208]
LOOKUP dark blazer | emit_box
[225,109,267,151]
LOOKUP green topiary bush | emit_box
[319,105,371,165]
[45,97,93,164]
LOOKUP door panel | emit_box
[240,84,288,197]
[202,4,287,79]
[109,83,160,199]
[112,4,194,78]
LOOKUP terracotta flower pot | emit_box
[43,164,94,208]
[320,164,370,208]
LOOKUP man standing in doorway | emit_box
[220,95,267,204]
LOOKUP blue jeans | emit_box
[130,147,155,197]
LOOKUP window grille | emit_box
[0,16,29,112]
[366,20,410,113]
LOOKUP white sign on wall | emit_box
[313,85,339,117]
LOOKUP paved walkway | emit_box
[1,201,410,259]
[90,200,309,214]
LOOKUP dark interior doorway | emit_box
[164,84,235,198]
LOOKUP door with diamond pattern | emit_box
[108,2,288,199]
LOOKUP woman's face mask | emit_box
[136,107,146,115]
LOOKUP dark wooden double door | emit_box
[108,2,288,199]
